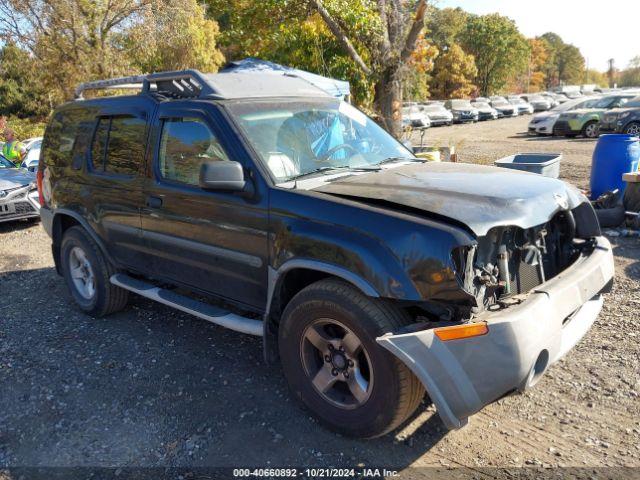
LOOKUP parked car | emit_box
[472,97,490,104]
[539,93,559,108]
[489,97,518,117]
[444,99,479,123]
[38,70,614,438]
[520,94,551,112]
[402,104,431,129]
[0,154,40,223]
[471,101,498,120]
[553,94,637,138]
[507,96,534,115]
[528,96,602,136]
[420,103,453,126]
[600,95,640,135]
[20,137,43,171]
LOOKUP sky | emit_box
[437,0,639,72]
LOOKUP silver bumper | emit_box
[377,236,614,430]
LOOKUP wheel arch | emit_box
[262,260,381,364]
[51,209,114,274]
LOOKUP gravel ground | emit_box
[0,115,639,476]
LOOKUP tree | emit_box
[584,69,608,87]
[123,0,225,74]
[462,14,529,96]
[0,43,50,118]
[430,44,476,99]
[305,0,431,137]
[426,7,469,52]
[526,38,548,92]
[556,44,585,85]
[617,56,640,87]
[0,0,225,104]
[539,32,585,88]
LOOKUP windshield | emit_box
[451,100,472,109]
[623,96,640,108]
[227,99,413,182]
[0,155,16,169]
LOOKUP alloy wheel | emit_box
[300,319,373,409]
[69,246,96,300]
[625,123,640,136]
[585,123,599,138]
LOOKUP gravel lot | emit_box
[1,115,639,475]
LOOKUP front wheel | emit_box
[582,120,600,139]
[624,122,640,136]
[278,279,424,438]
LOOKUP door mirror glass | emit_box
[199,160,246,191]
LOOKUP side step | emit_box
[110,274,263,336]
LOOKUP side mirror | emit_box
[199,160,246,192]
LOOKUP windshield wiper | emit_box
[376,156,424,166]
[287,165,381,182]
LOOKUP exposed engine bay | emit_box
[452,206,599,320]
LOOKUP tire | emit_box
[582,120,599,139]
[624,122,640,136]
[278,278,424,438]
[60,226,129,317]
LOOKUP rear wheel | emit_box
[61,226,129,316]
[624,122,640,136]
[582,120,599,138]
[278,279,424,438]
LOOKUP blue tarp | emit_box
[220,58,351,99]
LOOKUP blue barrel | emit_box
[590,134,640,200]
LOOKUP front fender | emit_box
[269,188,475,303]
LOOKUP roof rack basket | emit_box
[74,70,221,100]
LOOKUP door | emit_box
[141,102,269,310]
[83,102,151,273]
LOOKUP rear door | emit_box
[140,101,269,310]
[84,99,153,272]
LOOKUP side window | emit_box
[158,117,229,186]
[42,110,81,168]
[107,117,147,175]
[90,116,147,176]
[91,118,110,171]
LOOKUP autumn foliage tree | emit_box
[430,44,476,99]
[0,0,225,104]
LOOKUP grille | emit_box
[15,201,36,214]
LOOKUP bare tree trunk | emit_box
[374,67,402,139]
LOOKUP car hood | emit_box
[494,105,513,110]
[311,162,585,237]
[0,168,35,190]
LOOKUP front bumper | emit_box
[377,236,614,430]
[0,186,40,223]
[553,119,581,136]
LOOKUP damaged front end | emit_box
[376,200,614,430]
[453,201,601,318]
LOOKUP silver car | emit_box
[0,155,40,223]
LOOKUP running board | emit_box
[110,274,263,336]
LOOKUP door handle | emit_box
[146,195,163,208]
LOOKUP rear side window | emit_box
[91,116,147,176]
[158,117,229,186]
[42,109,83,168]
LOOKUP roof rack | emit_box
[74,70,222,100]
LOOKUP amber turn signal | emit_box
[434,322,488,341]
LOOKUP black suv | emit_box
[39,70,613,438]
[600,95,640,135]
